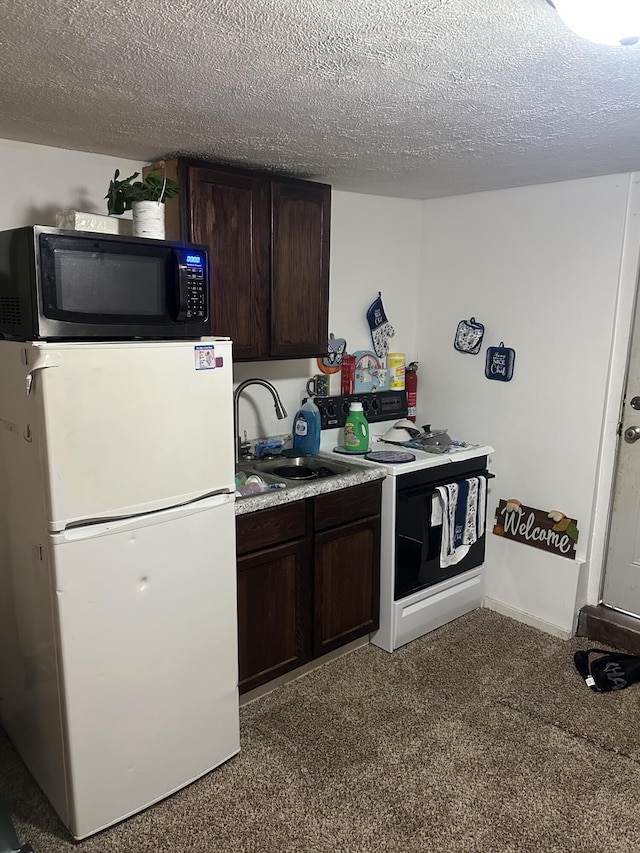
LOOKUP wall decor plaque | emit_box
[493,499,579,560]
[485,341,515,381]
[353,350,389,392]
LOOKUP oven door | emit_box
[36,230,210,339]
[395,471,491,600]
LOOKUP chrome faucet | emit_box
[233,378,288,462]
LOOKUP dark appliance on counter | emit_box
[0,226,209,340]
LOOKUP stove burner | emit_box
[364,450,416,464]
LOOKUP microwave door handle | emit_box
[172,252,188,321]
[25,351,63,395]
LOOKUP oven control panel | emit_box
[315,391,408,429]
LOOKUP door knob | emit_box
[631,396,640,410]
[624,425,640,443]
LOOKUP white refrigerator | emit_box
[0,338,239,840]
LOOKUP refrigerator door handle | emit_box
[53,492,235,542]
[25,351,63,395]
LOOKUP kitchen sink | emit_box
[235,468,288,487]
[235,454,354,497]
[245,455,354,480]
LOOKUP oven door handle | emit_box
[398,487,438,502]
[398,471,494,502]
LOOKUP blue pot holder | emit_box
[485,341,516,382]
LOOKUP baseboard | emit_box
[483,597,572,640]
[239,636,370,707]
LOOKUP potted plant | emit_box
[105,165,179,239]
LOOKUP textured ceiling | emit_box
[2,0,640,199]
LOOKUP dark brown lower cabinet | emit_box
[235,480,382,694]
[237,540,312,694]
[314,517,380,657]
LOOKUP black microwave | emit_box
[0,226,210,340]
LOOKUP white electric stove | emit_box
[316,392,494,652]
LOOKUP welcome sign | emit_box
[493,500,579,560]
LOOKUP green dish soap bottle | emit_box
[344,402,369,453]
[292,397,321,455]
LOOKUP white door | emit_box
[602,291,640,616]
[30,339,234,529]
[51,494,239,840]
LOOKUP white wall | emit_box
[234,190,422,440]
[417,174,632,633]
[0,138,141,230]
[0,139,423,445]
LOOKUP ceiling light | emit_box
[549,0,640,46]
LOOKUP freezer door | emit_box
[31,339,234,530]
[50,494,239,840]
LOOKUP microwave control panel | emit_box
[181,252,208,320]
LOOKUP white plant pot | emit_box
[132,201,165,240]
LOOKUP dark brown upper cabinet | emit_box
[147,158,331,361]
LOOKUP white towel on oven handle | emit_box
[435,476,486,567]
[431,492,443,526]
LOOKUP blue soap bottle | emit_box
[292,397,321,455]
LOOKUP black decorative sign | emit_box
[493,499,579,560]
[485,341,515,382]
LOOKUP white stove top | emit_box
[320,429,494,476]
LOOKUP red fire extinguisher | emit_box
[406,362,419,422]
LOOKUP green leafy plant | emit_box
[105,169,180,215]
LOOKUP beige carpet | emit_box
[3,609,640,852]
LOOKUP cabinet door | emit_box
[271,180,331,359]
[313,516,380,657]
[237,540,312,694]
[186,165,271,360]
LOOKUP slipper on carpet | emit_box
[574,648,640,692]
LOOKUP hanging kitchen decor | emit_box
[366,292,396,358]
[485,341,516,382]
[316,332,346,374]
[493,500,579,560]
[353,350,389,392]
[454,317,485,354]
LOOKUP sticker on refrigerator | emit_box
[194,345,216,370]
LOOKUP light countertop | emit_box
[234,454,386,515]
